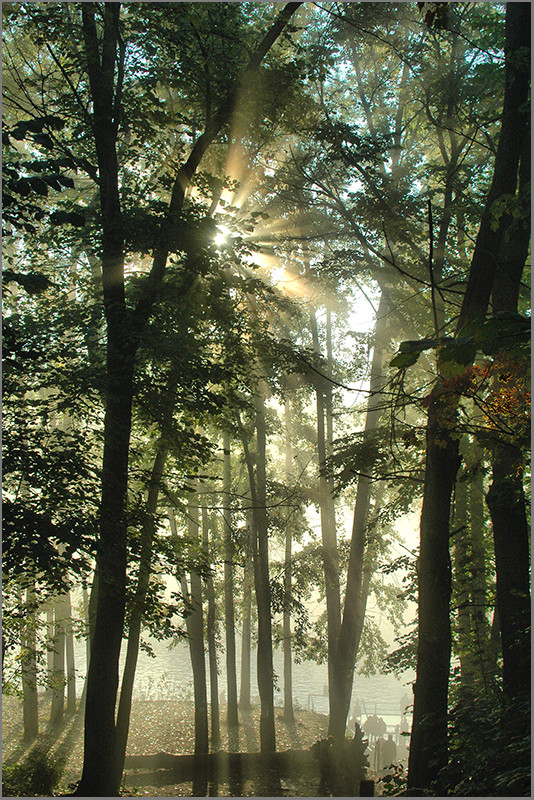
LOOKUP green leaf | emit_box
[438,336,476,366]
[390,352,421,369]
[399,338,439,353]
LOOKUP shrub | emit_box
[2,747,63,797]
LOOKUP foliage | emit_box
[436,691,531,796]
[2,747,64,797]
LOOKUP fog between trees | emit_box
[3,2,530,797]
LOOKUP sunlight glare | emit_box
[215,224,231,247]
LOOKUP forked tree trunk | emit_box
[202,504,221,749]
[223,433,239,728]
[22,586,39,740]
[407,7,530,792]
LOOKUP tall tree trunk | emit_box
[50,596,67,726]
[239,514,254,712]
[329,291,390,741]
[115,443,168,784]
[253,381,277,754]
[65,592,77,714]
[188,496,209,795]
[486,136,531,701]
[239,392,277,754]
[309,309,341,717]
[407,7,530,792]
[282,394,295,724]
[82,580,91,674]
[46,604,54,696]
[76,6,301,793]
[77,7,134,791]
[22,586,39,740]
[174,498,209,755]
[452,473,473,683]
[469,464,491,688]
[202,503,221,749]
[222,433,239,728]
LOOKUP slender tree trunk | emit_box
[469,464,492,688]
[202,504,221,749]
[452,473,473,683]
[46,605,54,696]
[239,391,277,755]
[239,514,253,712]
[65,592,77,714]
[82,580,91,673]
[309,309,341,716]
[50,596,67,726]
[254,382,277,754]
[223,433,239,728]
[407,8,530,792]
[115,443,168,784]
[175,498,209,755]
[22,586,39,740]
[282,394,295,723]
[329,291,390,741]
[188,497,209,766]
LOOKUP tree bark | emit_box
[253,381,277,754]
[407,7,530,792]
[486,135,531,701]
[222,433,239,728]
[469,464,491,687]
[46,604,54,695]
[172,500,209,756]
[282,394,295,723]
[22,586,39,740]
[329,290,390,740]
[50,595,67,726]
[452,474,473,683]
[65,591,77,714]
[239,514,254,712]
[115,443,169,783]
[202,503,221,749]
[309,309,341,716]
[239,396,276,754]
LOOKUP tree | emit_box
[407,5,530,792]
[222,433,239,729]
[74,5,302,793]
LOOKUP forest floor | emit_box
[3,693,355,796]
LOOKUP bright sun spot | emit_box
[214,224,231,246]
